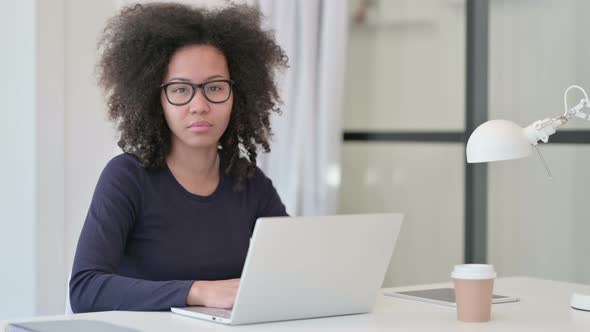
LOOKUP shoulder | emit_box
[102,153,145,176]
[105,152,144,170]
[222,160,288,216]
[90,153,148,213]
[244,165,281,201]
[97,153,147,188]
[248,165,288,217]
[246,165,274,189]
[222,157,273,190]
[225,163,275,194]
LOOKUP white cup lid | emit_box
[451,264,496,280]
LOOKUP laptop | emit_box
[171,213,403,325]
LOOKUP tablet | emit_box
[384,287,519,307]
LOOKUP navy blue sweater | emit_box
[69,153,287,313]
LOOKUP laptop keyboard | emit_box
[192,306,233,319]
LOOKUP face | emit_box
[161,44,233,151]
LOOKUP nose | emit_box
[188,88,211,114]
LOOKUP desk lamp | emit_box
[465,85,590,311]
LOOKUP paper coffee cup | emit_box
[451,264,496,322]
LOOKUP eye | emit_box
[166,83,192,95]
[207,85,223,92]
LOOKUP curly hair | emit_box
[97,2,288,189]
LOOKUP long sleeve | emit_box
[69,156,194,313]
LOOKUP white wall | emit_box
[0,0,117,320]
[339,143,464,286]
[35,0,66,316]
[344,0,465,132]
[340,0,466,286]
[488,0,590,283]
[63,0,119,288]
[0,0,36,320]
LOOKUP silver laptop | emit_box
[171,213,403,325]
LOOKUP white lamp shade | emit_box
[466,119,533,163]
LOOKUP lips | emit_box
[188,120,212,128]
[187,120,213,133]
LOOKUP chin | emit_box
[171,131,222,150]
[183,138,220,150]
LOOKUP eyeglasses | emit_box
[160,79,235,105]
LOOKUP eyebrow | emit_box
[168,75,226,82]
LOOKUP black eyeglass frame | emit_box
[160,79,235,105]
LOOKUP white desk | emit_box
[3,277,590,331]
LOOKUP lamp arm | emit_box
[563,85,590,120]
[524,85,590,145]
[524,116,568,145]
[564,98,590,120]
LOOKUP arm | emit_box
[69,156,194,313]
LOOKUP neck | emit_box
[166,141,219,178]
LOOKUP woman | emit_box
[69,2,288,313]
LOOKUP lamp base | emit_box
[571,292,590,311]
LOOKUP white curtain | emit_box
[257,0,348,216]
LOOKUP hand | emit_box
[186,278,240,309]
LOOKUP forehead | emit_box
[164,44,229,81]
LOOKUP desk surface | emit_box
[3,277,590,331]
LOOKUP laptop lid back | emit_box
[230,213,403,325]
